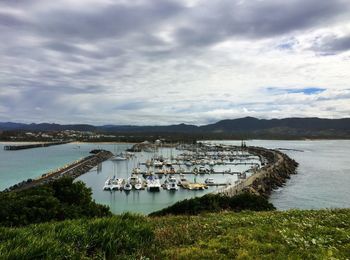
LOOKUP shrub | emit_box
[149,193,275,216]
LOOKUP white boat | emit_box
[209,160,215,167]
[123,181,132,191]
[205,178,214,184]
[166,175,179,190]
[132,167,142,174]
[111,178,123,190]
[128,174,142,189]
[111,154,127,161]
[146,175,161,192]
[134,182,142,190]
[178,173,188,186]
[154,160,163,168]
[103,177,114,190]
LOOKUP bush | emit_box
[149,193,275,216]
[0,177,111,227]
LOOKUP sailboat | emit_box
[111,144,127,161]
[111,163,123,190]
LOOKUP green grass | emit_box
[1,209,350,259]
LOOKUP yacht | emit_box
[123,181,132,191]
[111,153,127,161]
[205,178,214,184]
[178,173,188,186]
[128,174,142,189]
[146,175,161,192]
[154,160,163,168]
[166,175,179,190]
[103,177,113,190]
[111,178,123,190]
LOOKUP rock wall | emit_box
[220,146,298,198]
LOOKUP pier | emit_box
[3,141,72,151]
[216,146,298,198]
[4,150,114,192]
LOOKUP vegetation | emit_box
[149,193,275,216]
[0,209,349,259]
[0,177,111,227]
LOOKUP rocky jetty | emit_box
[3,150,113,192]
[220,146,298,198]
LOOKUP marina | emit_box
[1,140,350,214]
[98,142,260,194]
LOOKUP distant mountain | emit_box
[0,122,97,132]
[99,123,198,133]
[1,117,350,138]
[199,117,350,132]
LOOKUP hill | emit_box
[1,117,350,138]
[0,209,349,259]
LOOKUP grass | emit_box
[0,209,349,259]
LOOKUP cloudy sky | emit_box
[1,0,350,125]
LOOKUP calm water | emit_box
[76,147,255,214]
[1,140,350,214]
[206,140,350,210]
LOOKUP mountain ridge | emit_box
[1,117,350,137]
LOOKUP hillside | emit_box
[0,209,349,259]
[1,117,350,139]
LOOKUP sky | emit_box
[0,0,350,125]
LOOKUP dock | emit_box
[4,150,114,192]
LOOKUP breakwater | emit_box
[3,150,113,192]
[218,146,298,198]
[3,141,72,151]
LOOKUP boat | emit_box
[111,178,123,190]
[165,161,172,167]
[199,166,208,174]
[132,167,142,174]
[178,173,188,186]
[185,161,192,167]
[166,175,179,190]
[111,144,128,161]
[134,182,142,190]
[103,177,113,190]
[154,160,163,168]
[123,181,132,191]
[205,178,214,184]
[146,175,161,192]
[128,174,142,189]
[223,169,232,174]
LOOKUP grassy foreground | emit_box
[0,209,349,259]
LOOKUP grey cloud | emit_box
[174,0,348,46]
[34,1,184,41]
[311,34,350,55]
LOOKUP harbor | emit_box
[100,142,261,193]
[1,140,350,214]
